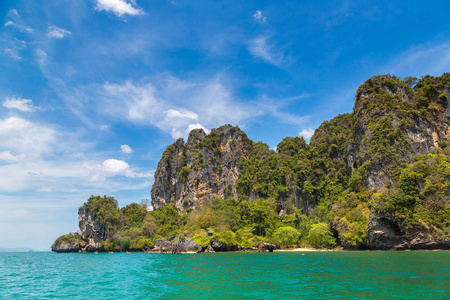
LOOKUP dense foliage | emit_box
[54,74,450,251]
[51,233,84,249]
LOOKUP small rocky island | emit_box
[52,74,450,253]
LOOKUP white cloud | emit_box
[4,48,21,61]
[102,158,130,174]
[253,10,267,23]
[3,11,33,62]
[3,20,32,33]
[8,9,18,17]
[0,116,57,158]
[48,26,72,39]
[187,123,209,134]
[162,109,209,139]
[298,128,315,139]
[93,77,253,139]
[165,109,198,120]
[248,36,287,67]
[0,116,151,192]
[3,97,40,112]
[95,0,144,17]
[190,80,256,126]
[0,151,26,163]
[84,159,151,180]
[77,74,310,140]
[120,144,134,153]
[100,81,160,122]
[47,71,307,141]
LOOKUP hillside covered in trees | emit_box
[52,74,450,252]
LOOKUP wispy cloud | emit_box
[8,9,19,17]
[248,36,289,67]
[3,20,32,33]
[39,69,311,141]
[4,48,21,61]
[90,76,258,139]
[48,26,72,39]
[322,1,355,31]
[3,10,34,61]
[3,97,40,112]
[94,0,144,17]
[253,10,267,23]
[256,94,311,126]
[383,42,450,77]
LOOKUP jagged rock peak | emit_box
[151,124,250,212]
[187,128,207,145]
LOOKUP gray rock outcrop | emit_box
[151,125,250,212]
[78,207,109,252]
[204,244,215,253]
[347,75,450,191]
[264,243,276,252]
[176,237,202,252]
[153,237,202,253]
[51,241,81,253]
[367,212,450,250]
[153,239,175,252]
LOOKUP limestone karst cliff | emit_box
[150,73,450,250]
[52,73,450,252]
[78,206,109,251]
[347,74,450,190]
[151,124,251,212]
[52,196,119,252]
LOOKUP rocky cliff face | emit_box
[51,233,84,253]
[367,212,450,250]
[78,207,109,252]
[343,74,450,249]
[52,196,118,253]
[151,124,250,212]
[347,74,450,190]
[147,75,450,250]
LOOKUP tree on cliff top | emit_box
[83,195,119,229]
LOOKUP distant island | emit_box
[0,248,39,252]
[52,74,450,253]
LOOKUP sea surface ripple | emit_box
[0,251,449,299]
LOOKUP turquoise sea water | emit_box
[0,251,448,299]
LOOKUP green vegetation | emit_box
[51,232,84,250]
[371,150,450,235]
[54,73,450,251]
[179,166,190,182]
[307,223,336,247]
[273,226,301,247]
[83,195,119,233]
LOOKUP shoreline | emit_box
[50,248,450,254]
[52,246,450,254]
[275,247,332,252]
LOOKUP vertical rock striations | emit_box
[78,207,109,251]
[52,196,119,253]
[347,74,450,190]
[151,124,250,212]
[77,196,119,252]
[52,73,450,252]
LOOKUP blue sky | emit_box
[1,0,449,250]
